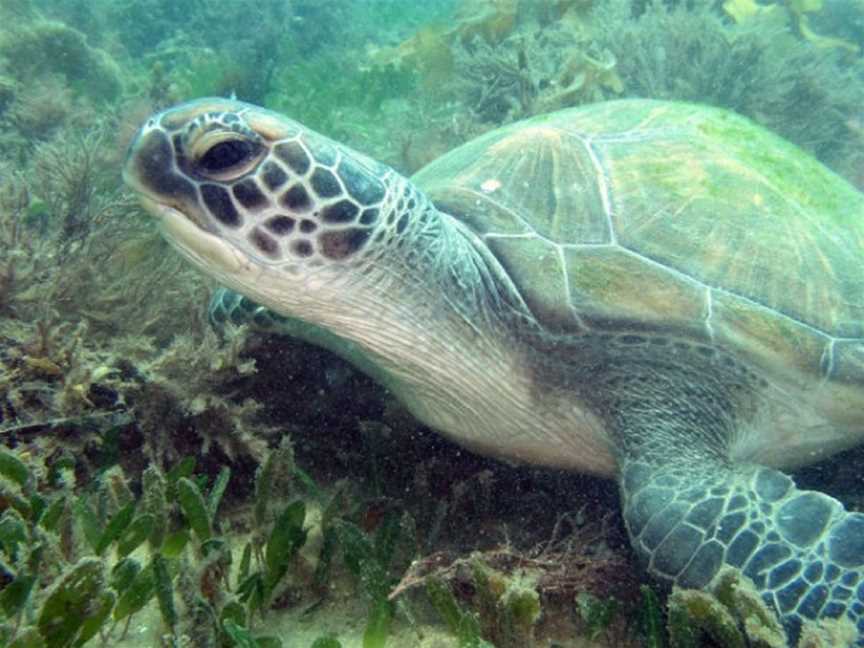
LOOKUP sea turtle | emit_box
[123,97,864,644]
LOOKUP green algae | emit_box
[426,575,492,648]
[576,591,619,641]
[0,19,121,102]
[639,585,666,648]
[0,445,360,648]
[668,587,746,648]
[38,558,107,648]
[668,568,785,648]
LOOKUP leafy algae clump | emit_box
[667,566,856,648]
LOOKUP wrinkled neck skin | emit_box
[311,217,533,426]
[160,171,617,473]
[167,174,534,429]
[316,208,526,397]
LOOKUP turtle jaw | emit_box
[132,190,253,285]
[125,177,209,231]
[123,164,253,282]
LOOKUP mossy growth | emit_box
[0,19,122,102]
[422,556,544,647]
[671,567,859,647]
[471,559,541,648]
[668,586,748,648]
[711,567,786,645]
[668,567,786,648]
[797,614,859,648]
[499,576,541,644]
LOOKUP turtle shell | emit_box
[412,99,864,424]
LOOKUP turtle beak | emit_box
[121,152,150,207]
[132,192,175,223]
[123,135,248,276]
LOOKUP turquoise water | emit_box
[1,1,864,646]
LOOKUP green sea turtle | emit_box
[123,97,864,644]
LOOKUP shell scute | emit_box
[563,246,707,335]
[485,235,576,332]
[709,291,830,381]
[413,99,864,393]
[417,125,610,244]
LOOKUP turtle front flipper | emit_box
[621,457,864,644]
[207,288,385,380]
[591,339,864,645]
[208,287,287,331]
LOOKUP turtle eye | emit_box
[200,140,253,172]
[191,131,262,179]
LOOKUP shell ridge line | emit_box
[615,247,837,341]
[580,134,616,245]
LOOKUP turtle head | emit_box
[123,98,523,428]
[123,98,407,307]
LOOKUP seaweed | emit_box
[0,441,362,647]
[3,77,82,143]
[449,31,623,124]
[474,559,542,647]
[639,585,666,648]
[0,16,121,104]
[665,566,855,647]
[375,0,622,126]
[391,517,641,646]
[335,513,410,648]
[32,131,120,243]
[576,591,620,641]
[0,93,284,520]
[425,575,492,647]
[724,0,860,52]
